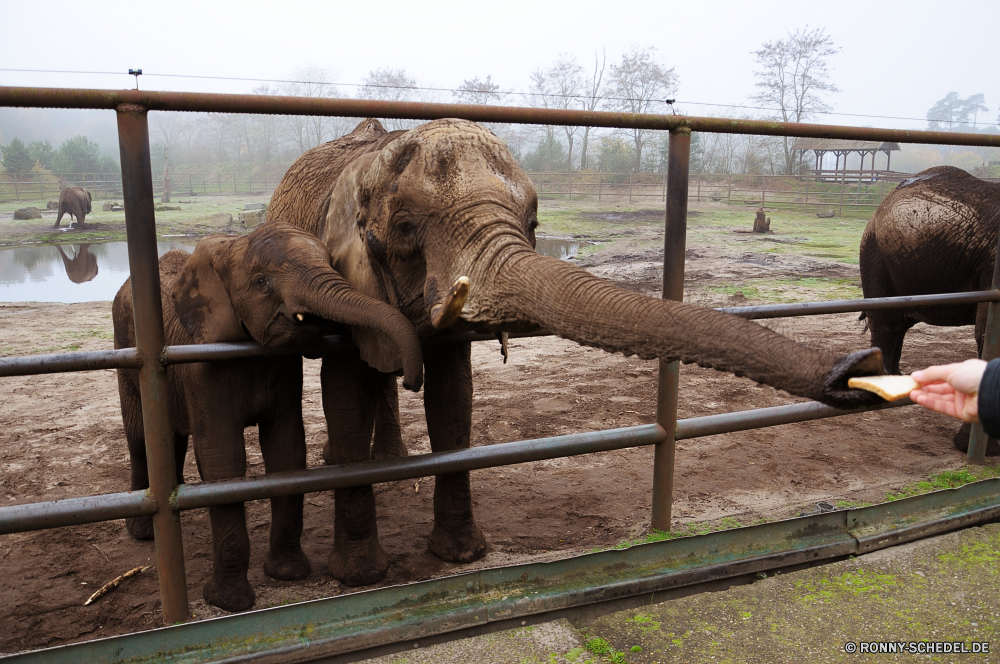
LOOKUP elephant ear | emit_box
[171,236,247,344]
[324,151,407,375]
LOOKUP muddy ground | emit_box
[0,203,987,654]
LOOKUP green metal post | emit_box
[652,127,690,532]
[116,103,190,623]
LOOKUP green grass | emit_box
[885,465,1000,501]
[708,276,862,303]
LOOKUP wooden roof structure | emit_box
[791,138,901,176]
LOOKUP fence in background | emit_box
[1,86,1000,662]
[0,172,286,201]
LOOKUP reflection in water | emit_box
[0,237,589,304]
[0,240,199,303]
[57,245,99,284]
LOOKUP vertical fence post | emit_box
[12,174,18,201]
[629,173,633,204]
[839,169,846,217]
[651,127,690,532]
[804,175,810,212]
[761,176,766,207]
[696,172,701,202]
[727,173,732,206]
[568,171,573,201]
[968,228,1000,464]
[116,103,190,624]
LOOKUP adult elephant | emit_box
[860,165,1000,455]
[54,185,92,229]
[114,222,422,611]
[268,118,884,586]
[57,244,98,283]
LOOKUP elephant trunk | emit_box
[296,271,424,392]
[492,248,883,408]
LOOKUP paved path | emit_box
[361,524,1000,663]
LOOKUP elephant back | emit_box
[269,119,405,237]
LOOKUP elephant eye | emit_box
[253,275,270,291]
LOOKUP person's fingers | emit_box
[912,363,967,385]
[949,359,988,394]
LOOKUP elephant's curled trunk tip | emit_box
[823,348,886,408]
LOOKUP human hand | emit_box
[909,359,987,423]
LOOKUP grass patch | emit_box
[885,466,1000,502]
[708,276,861,303]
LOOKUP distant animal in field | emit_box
[54,186,92,229]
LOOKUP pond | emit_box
[0,236,593,303]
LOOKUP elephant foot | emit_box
[371,439,408,461]
[952,423,1000,456]
[264,547,311,581]
[125,515,154,540]
[203,576,255,612]
[428,519,487,564]
[328,539,389,587]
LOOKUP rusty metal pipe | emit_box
[0,348,138,377]
[718,290,1000,319]
[0,490,155,535]
[652,128,691,532]
[173,425,669,510]
[2,86,1000,147]
[116,103,189,624]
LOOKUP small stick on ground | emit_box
[91,542,110,563]
[84,565,151,606]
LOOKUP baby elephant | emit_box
[113,222,423,612]
[55,186,92,229]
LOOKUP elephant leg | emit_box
[258,364,311,581]
[195,423,255,612]
[53,207,63,229]
[868,314,913,375]
[424,342,486,564]
[371,375,406,460]
[321,350,389,586]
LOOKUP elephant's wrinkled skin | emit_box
[860,165,1000,455]
[113,222,422,611]
[268,118,884,586]
[55,186,92,229]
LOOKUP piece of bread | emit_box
[847,375,919,401]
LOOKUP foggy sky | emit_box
[1,0,997,132]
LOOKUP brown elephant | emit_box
[54,186,92,229]
[57,244,98,283]
[860,165,1000,455]
[268,118,883,586]
[113,222,423,611]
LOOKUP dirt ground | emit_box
[0,204,986,654]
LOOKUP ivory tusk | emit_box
[295,313,305,322]
[430,276,470,329]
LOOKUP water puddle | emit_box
[0,240,199,303]
[535,236,593,261]
[0,236,594,303]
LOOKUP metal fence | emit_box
[0,171,288,201]
[527,169,1000,215]
[2,86,1000,660]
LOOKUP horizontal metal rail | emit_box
[2,86,1000,147]
[0,490,154,535]
[1,291,992,378]
[0,398,915,534]
[720,290,1000,319]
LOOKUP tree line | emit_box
[3,28,998,179]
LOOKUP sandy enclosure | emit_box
[0,227,981,654]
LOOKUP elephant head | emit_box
[172,221,423,391]
[306,119,881,407]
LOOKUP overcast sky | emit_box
[1,0,997,131]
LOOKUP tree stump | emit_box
[753,207,770,233]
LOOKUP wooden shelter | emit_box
[792,138,900,179]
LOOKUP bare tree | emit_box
[751,26,840,174]
[607,46,677,172]
[579,49,606,170]
[280,65,341,154]
[358,68,419,131]
[527,56,584,170]
[453,75,513,144]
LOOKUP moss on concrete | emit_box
[584,524,1000,663]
